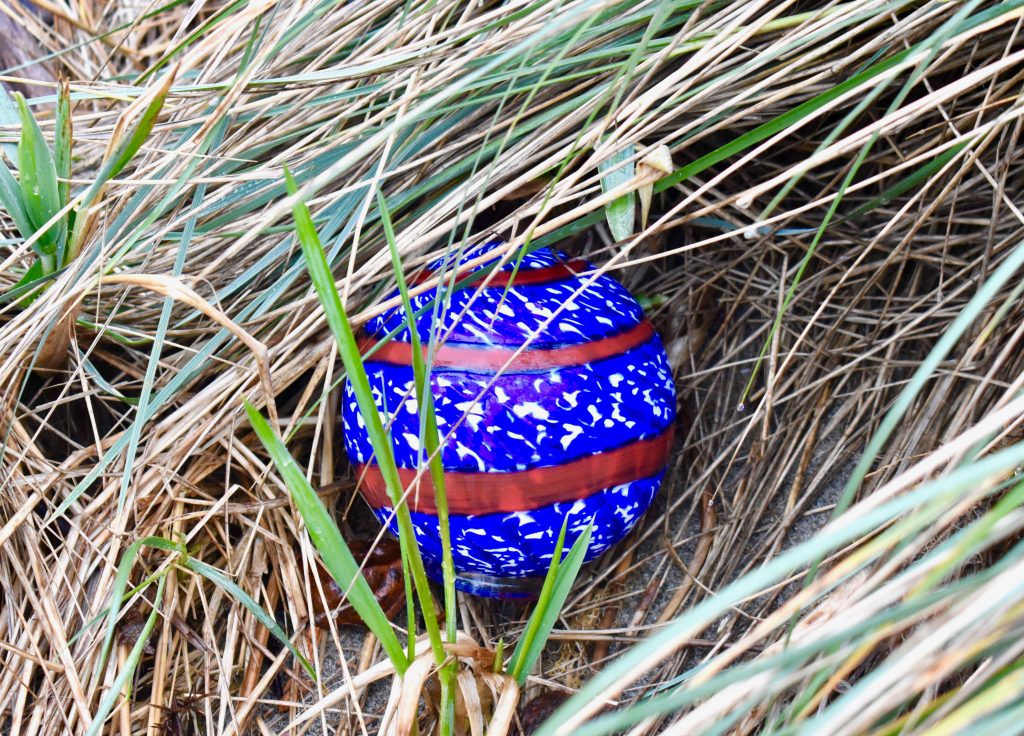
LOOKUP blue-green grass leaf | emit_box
[0,158,33,240]
[0,85,19,166]
[85,576,166,736]
[598,145,635,242]
[95,536,179,681]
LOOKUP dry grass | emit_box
[2,0,1024,734]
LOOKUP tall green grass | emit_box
[2,76,170,306]
[239,174,593,732]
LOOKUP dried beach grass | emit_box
[3,0,1024,734]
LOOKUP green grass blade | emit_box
[0,158,34,241]
[508,522,567,682]
[94,535,178,681]
[67,68,174,264]
[509,521,593,685]
[0,85,19,166]
[377,187,458,732]
[653,49,912,194]
[598,143,635,241]
[76,68,174,217]
[14,92,60,258]
[283,167,398,481]
[9,257,45,307]
[376,188,457,641]
[244,401,409,674]
[70,570,167,646]
[185,555,315,679]
[843,140,970,221]
[284,167,446,665]
[85,575,167,736]
[104,74,173,182]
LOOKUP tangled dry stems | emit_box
[2,0,1024,733]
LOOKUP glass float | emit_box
[343,242,677,597]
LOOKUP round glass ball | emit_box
[342,242,677,597]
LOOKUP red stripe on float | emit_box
[361,319,655,372]
[409,259,588,287]
[355,427,674,516]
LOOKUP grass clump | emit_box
[3,1,1024,734]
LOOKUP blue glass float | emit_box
[342,242,677,597]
